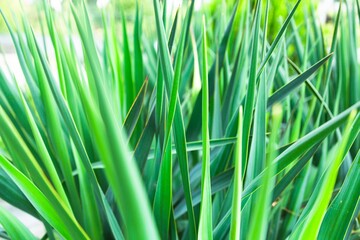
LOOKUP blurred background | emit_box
[0,0,339,32]
[0,0,342,90]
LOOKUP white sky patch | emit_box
[49,0,63,12]
[23,0,35,4]
[195,0,212,11]
[170,0,183,7]
[97,0,110,9]
[167,0,211,12]
[317,0,339,24]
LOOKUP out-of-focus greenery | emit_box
[0,2,20,32]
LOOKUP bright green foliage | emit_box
[0,0,359,239]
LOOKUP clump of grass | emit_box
[0,0,359,239]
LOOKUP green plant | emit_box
[0,0,359,239]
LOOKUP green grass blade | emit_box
[287,59,335,119]
[101,192,125,240]
[174,102,360,218]
[153,6,187,238]
[245,64,266,182]
[15,81,70,209]
[162,9,187,159]
[123,79,149,138]
[0,168,37,217]
[21,7,124,238]
[198,16,213,240]
[121,10,135,112]
[0,206,37,240]
[0,104,77,217]
[72,142,103,240]
[134,109,156,167]
[0,11,44,120]
[248,104,282,240]
[42,1,66,98]
[242,0,262,173]
[290,112,360,239]
[71,3,159,238]
[318,149,360,239]
[257,0,302,76]
[19,14,82,218]
[152,0,197,237]
[273,103,360,172]
[153,136,172,239]
[267,54,332,108]
[134,3,144,93]
[273,144,320,202]
[229,107,243,240]
[0,155,89,239]
[186,0,239,141]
